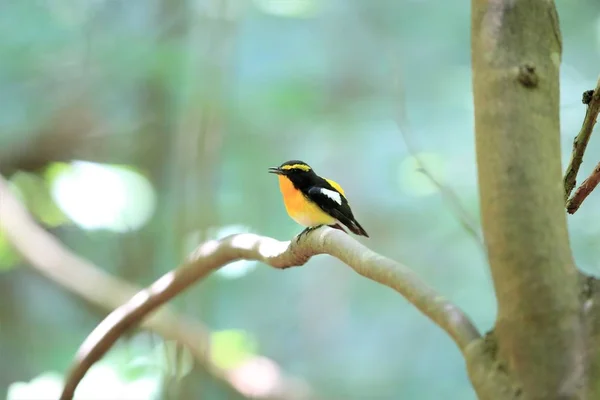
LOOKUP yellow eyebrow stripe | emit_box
[281,164,311,171]
[325,178,345,196]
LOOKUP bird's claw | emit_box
[295,225,323,243]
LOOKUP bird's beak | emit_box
[268,167,283,175]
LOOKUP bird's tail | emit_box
[330,210,370,238]
[347,219,369,238]
[335,216,369,238]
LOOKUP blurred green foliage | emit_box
[210,329,257,370]
[1,0,600,399]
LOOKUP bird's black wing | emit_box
[306,186,369,237]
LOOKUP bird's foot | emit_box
[295,225,323,243]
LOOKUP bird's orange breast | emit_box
[277,176,336,226]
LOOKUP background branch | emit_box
[391,64,485,253]
[395,121,484,251]
[57,225,481,399]
[0,175,312,399]
[566,161,600,213]
[564,76,600,201]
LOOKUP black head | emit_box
[268,160,318,188]
[268,160,315,176]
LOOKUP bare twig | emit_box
[403,138,484,249]
[566,161,600,214]
[563,76,600,201]
[56,222,481,400]
[0,175,312,400]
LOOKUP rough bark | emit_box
[471,1,583,399]
[581,275,600,399]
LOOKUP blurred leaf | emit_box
[210,330,257,370]
[154,340,194,381]
[0,230,21,271]
[7,372,64,400]
[121,359,157,382]
[74,361,161,400]
[47,161,156,232]
[44,161,71,182]
[10,170,69,227]
[254,0,319,18]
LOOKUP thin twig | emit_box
[0,175,312,400]
[566,161,600,213]
[563,76,600,201]
[413,155,483,247]
[391,63,485,252]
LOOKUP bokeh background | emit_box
[1,0,600,399]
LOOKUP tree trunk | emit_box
[470,0,584,398]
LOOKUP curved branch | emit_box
[58,226,481,400]
[0,175,311,399]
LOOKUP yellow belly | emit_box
[278,176,336,227]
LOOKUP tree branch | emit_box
[397,122,484,252]
[0,175,311,399]
[564,77,600,201]
[57,227,481,399]
[566,161,600,214]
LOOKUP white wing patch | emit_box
[320,188,342,205]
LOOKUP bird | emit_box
[268,160,369,239]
